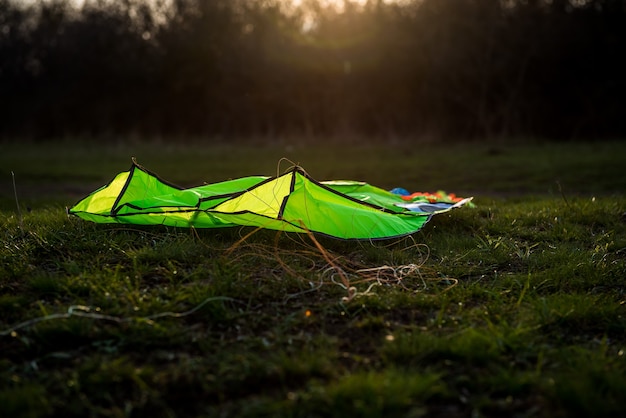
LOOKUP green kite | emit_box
[69,160,472,240]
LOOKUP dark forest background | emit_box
[1,0,625,141]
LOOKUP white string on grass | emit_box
[0,296,237,337]
[320,263,429,300]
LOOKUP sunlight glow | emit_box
[292,0,369,6]
[290,0,399,11]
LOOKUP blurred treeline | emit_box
[1,0,625,141]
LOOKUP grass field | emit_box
[1,139,625,417]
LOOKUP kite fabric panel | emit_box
[69,160,473,240]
